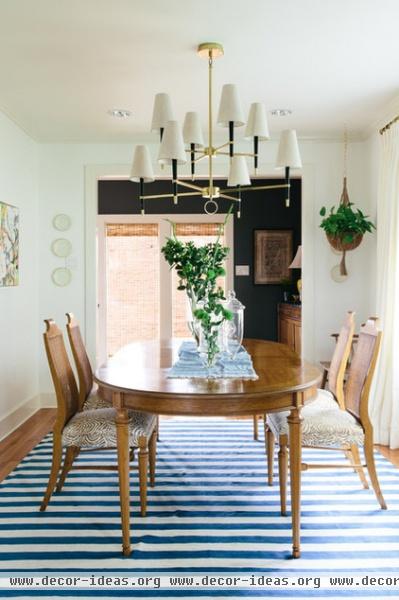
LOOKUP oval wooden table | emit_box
[95,338,321,558]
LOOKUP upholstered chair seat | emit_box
[82,390,112,411]
[267,389,364,448]
[62,408,157,448]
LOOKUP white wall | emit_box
[301,138,377,361]
[37,137,377,399]
[0,113,39,439]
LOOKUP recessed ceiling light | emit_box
[270,109,292,117]
[108,109,132,118]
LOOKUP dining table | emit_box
[94,338,321,558]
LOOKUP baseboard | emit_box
[39,392,56,408]
[0,395,41,441]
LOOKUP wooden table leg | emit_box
[288,405,302,558]
[115,392,131,557]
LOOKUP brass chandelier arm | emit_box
[213,141,230,152]
[216,151,255,158]
[192,153,208,163]
[176,179,204,192]
[219,183,290,194]
[140,191,203,200]
[219,193,240,203]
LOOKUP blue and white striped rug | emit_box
[0,417,399,598]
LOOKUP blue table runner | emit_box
[167,340,258,379]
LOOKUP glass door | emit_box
[97,214,233,362]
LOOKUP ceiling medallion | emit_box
[130,42,302,217]
[270,109,293,117]
[108,109,132,118]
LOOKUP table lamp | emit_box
[289,245,302,302]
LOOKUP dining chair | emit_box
[253,312,359,442]
[40,319,157,516]
[66,312,161,439]
[267,317,386,514]
[66,312,112,411]
[265,311,357,485]
[320,333,359,389]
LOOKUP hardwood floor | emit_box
[0,409,398,483]
[376,445,399,468]
[0,409,55,482]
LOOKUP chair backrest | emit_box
[66,313,93,410]
[43,319,79,429]
[328,311,355,409]
[345,317,382,425]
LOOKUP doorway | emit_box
[96,214,234,363]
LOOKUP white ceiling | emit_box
[0,0,398,142]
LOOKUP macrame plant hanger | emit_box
[339,128,350,276]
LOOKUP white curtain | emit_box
[370,122,399,448]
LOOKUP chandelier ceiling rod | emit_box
[129,42,303,217]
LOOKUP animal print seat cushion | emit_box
[267,388,364,448]
[83,391,112,411]
[62,408,157,448]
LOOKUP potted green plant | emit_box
[161,217,233,366]
[319,179,375,276]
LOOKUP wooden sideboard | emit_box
[278,303,302,354]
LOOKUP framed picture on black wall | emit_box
[254,229,293,284]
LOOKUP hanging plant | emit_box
[319,130,376,276]
[320,180,375,275]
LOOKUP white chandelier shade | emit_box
[158,120,187,165]
[217,84,245,127]
[130,145,155,183]
[245,102,269,140]
[183,112,204,147]
[227,156,251,187]
[151,93,173,132]
[276,129,302,169]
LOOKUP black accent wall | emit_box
[98,178,301,341]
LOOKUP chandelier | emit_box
[130,42,302,217]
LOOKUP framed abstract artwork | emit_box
[0,202,19,287]
[254,229,293,284]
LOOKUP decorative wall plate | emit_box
[51,267,72,287]
[51,238,72,258]
[53,214,71,231]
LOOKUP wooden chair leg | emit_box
[156,416,160,441]
[346,444,369,489]
[265,421,275,486]
[138,435,149,517]
[56,446,79,492]
[149,428,157,487]
[40,433,63,511]
[364,439,387,509]
[321,368,328,390]
[253,415,259,440]
[278,434,288,516]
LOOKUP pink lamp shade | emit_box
[289,245,302,269]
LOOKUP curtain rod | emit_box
[379,115,399,135]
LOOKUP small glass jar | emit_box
[224,291,245,358]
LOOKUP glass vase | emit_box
[197,316,224,368]
[224,291,245,359]
[186,291,201,345]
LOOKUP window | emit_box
[104,223,160,356]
